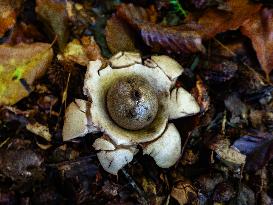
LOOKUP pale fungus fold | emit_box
[63,52,200,174]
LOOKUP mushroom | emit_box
[63,52,200,175]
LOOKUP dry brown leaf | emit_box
[240,8,273,78]
[0,1,17,37]
[35,0,69,51]
[116,3,157,29]
[62,36,102,66]
[186,0,262,39]
[117,4,205,54]
[5,22,44,45]
[81,36,103,61]
[140,23,205,54]
[0,43,53,105]
[106,15,139,54]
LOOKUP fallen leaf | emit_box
[117,3,205,54]
[201,59,238,82]
[186,0,262,39]
[102,181,119,197]
[0,148,43,181]
[240,8,273,78]
[229,184,255,205]
[35,0,69,51]
[189,0,229,10]
[210,138,246,168]
[0,192,16,204]
[249,109,273,132]
[191,76,210,113]
[171,179,199,205]
[5,22,45,45]
[66,1,95,37]
[116,3,157,29]
[140,23,206,54]
[26,122,52,141]
[233,131,273,171]
[61,36,103,66]
[0,43,53,105]
[0,1,16,37]
[81,36,103,61]
[224,93,248,124]
[195,172,224,193]
[106,15,139,54]
[212,182,236,202]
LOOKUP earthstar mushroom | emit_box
[62,52,200,174]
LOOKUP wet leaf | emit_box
[35,0,69,51]
[106,15,139,54]
[240,8,273,78]
[186,0,262,39]
[233,131,273,171]
[0,43,53,105]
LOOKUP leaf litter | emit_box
[0,0,272,204]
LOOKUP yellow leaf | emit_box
[0,43,53,105]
